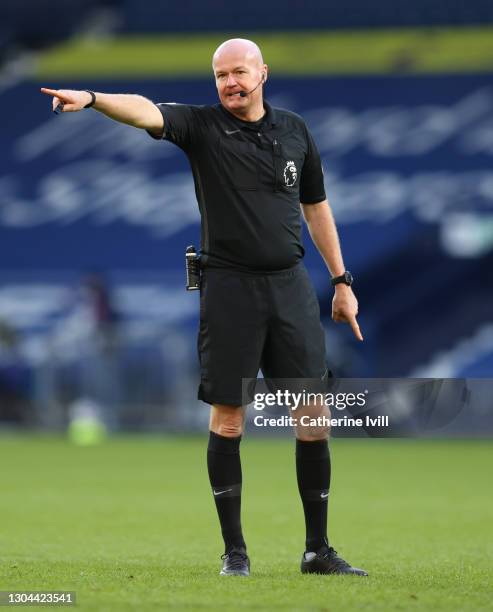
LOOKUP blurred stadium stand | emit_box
[120,0,493,32]
[2,0,493,63]
[0,0,118,64]
[1,2,492,432]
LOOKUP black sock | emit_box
[296,438,331,553]
[207,431,245,553]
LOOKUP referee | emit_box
[41,38,367,577]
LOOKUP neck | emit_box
[230,98,265,122]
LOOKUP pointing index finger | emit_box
[40,87,60,97]
[348,315,364,341]
[40,88,71,103]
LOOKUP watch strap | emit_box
[331,271,353,286]
[83,90,96,108]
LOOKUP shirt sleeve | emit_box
[299,123,327,204]
[146,103,200,151]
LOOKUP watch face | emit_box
[344,271,353,285]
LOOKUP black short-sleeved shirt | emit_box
[148,101,326,271]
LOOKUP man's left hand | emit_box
[332,286,364,341]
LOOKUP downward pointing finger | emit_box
[348,315,364,341]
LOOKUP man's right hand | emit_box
[40,88,164,132]
[40,88,94,113]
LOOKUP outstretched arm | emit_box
[302,199,363,341]
[40,88,164,133]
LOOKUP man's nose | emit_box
[226,74,237,88]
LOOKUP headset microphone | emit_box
[239,74,265,98]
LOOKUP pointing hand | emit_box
[40,88,94,113]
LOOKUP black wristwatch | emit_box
[83,90,96,108]
[331,271,353,287]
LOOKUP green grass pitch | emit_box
[36,27,493,78]
[0,435,491,610]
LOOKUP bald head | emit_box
[212,38,264,71]
[212,38,267,120]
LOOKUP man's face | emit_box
[213,51,265,113]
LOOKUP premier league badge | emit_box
[283,160,298,187]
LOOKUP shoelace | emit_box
[322,547,351,570]
[221,549,248,570]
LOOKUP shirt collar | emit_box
[263,101,277,127]
[218,100,277,130]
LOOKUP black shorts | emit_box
[197,262,328,406]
